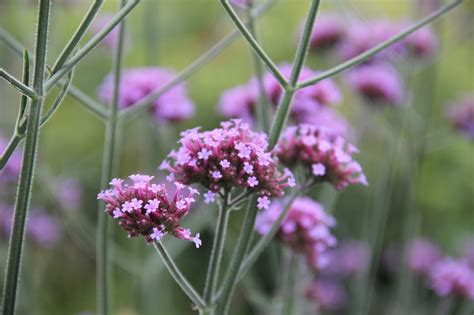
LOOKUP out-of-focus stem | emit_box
[96,1,127,314]
[1,1,51,314]
[281,253,298,315]
[203,194,230,313]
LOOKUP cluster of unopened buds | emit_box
[97,174,202,247]
[277,124,367,190]
[160,119,295,209]
[256,197,337,269]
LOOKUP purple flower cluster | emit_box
[345,63,404,105]
[447,94,474,140]
[305,278,346,311]
[97,174,201,247]
[218,63,341,125]
[161,120,294,206]
[430,258,474,299]
[0,203,61,248]
[277,124,367,190]
[305,14,346,52]
[91,13,124,50]
[98,67,194,122]
[255,197,336,269]
[323,240,370,277]
[407,238,441,276]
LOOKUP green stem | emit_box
[51,0,104,73]
[1,1,51,314]
[268,0,320,149]
[216,195,258,315]
[44,0,140,92]
[153,242,206,310]
[0,26,109,121]
[96,2,127,313]
[40,70,74,126]
[297,0,463,89]
[220,0,288,89]
[281,253,298,315]
[246,2,270,132]
[203,194,230,312]
[0,135,22,172]
[0,68,36,98]
[119,0,277,120]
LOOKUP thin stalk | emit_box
[118,0,277,120]
[153,242,206,310]
[220,0,288,89]
[281,253,298,315]
[0,26,109,121]
[40,70,74,126]
[246,2,270,132]
[0,136,22,172]
[51,0,104,73]
[297,0,463,89]
[96,1,127,313]
[44,0,140,92]
[216,195,259,315]
[203,194,230,313]
[0,68,36,98]
[268,0,320,148]
[1,1,51,314]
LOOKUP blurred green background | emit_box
[0,0,473,314]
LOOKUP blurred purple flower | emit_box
[299,107,355,141]
[404,26,438,60]
[99,67,195,122]
[324,240,370,277]
[462,237,474,267]
[218,63,341,125]
[305,278,346,311]
[345,63,404,105]
[56,178,82,211]
[91,13,124,50]
[406,238,441,276]
[447,94,474,140]
[255,197,337,269]
[230,0,252,9]
[303,14,346,52]
[430,258,474,300]
[0,134,22,184]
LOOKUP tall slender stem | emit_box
[0,69,36,98]
[96,1,127,314]
[220,0,288,88]
[153,242,206,310]
[268,0,320,149]
[246,2,270,132]
[203,195,230,313]
[1,1,51,314]
[281,253,298,315]
[297,0,463,89]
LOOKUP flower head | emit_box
[345,63,404,105]
[430,258,474,299]
[256,197,336,269]
[305,279,346,311]
[161,120,292,202]
[99,67,194,122]
[277,124,367,190]
[97,174,201,246]
[404,26,438,60]
[406,238,441,276]
[304,14,346,52]
[323,240,370,277]
[447,94,474,140]
[218,64,341,125]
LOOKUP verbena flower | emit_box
[305,278,346,311]
[447,94,474,140]
[218,64,341,125]
[91,13,125,50]
[430,258,474,299]
[404,26,438,60]
[0,203,61,248]
[97,175,201,247]
[303,14,346,52]
[298,107,355,141]
[277,124,367,190]
[99,67,194,122]
[345,63,404,105]
[406,238,441,276]
[323,240,370,277]
[255,197,336,269]
[161,120,293,205]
